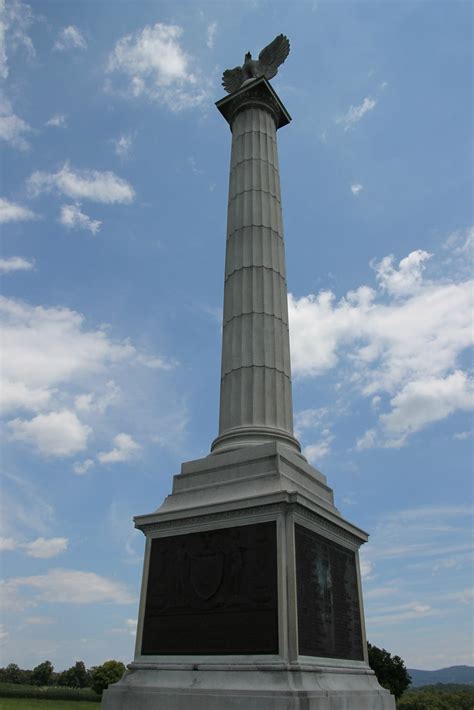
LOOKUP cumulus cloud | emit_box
[380,371,473,447]
[0,256,34,273]
[0,295,135,415]
[0,97,31,150]
[98,433,141,464]
[372,250,432,297]
[0,196,36,223]
[107,22,209,110]
[45,113,67,128]
[27,163,135,204]
[8,409,92,457]
[54,25,87,51]
[289,244,473,447]
[351,183,363,195]
[336,96,377,130]
[1,536,68,558]
[59,203,101,234]
[9,568,135,604]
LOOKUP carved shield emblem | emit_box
[190,551,224,600]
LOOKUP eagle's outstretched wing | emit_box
[222,66,244,94]
[257,34,290,81]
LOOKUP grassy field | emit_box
[0,701,99,709]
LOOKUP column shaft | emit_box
[212,103,300,454]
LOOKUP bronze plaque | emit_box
[141,521,278,655]
[295,524,364,660]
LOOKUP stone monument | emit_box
[102,35,396,710]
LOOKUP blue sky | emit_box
[1,0,472,673]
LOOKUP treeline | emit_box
[0,660,125,696]
[397,684,474,710]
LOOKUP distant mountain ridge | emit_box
[408,665,474,687]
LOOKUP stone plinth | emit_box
[102,444,395,709]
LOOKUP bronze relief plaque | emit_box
[141,521,278,655]
[295,524,364,660]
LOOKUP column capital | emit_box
[215,76,291,130]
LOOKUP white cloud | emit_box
[367,601,434,625]
[289,245,473,447]
[98,432,141,464]
[8,409,91,457]
[1,380,53,413]
[0,295,135,413]
[206,21,217,49]
[336,96,377,130]
[304,437,333,463]
[27,163,135,204]
[0,256,34,273]
[23,536,68,558]
[0,196,36,223]
[0,97,31,149]
[1,535,68,558]
[59,203,101,234]
[10,568,135,604]
[453,430,473,441]
[54,25,87,51]
[0,0,35,79]
[45,114,67,127]
[0,536,18,551]
[355,428,377,451]
[372,250,432,297]
[351,183,363,195]
[74,381,120,414]
[360,556,374,580]
[73,458,94,475]
[112,132,134,158]
[107,22,209,110]
[380,371,473,447]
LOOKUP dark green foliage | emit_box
[31,660,54,686]
[57,661,91,688]
[397,683,474,709]
[90,660,126,696]
[0,682,99,701]
[368,642,411,700]
[0,664,33,685]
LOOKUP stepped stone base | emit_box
[101,442,395,710]
[102,665,395,709]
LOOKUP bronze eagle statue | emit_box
[222,34,290,94]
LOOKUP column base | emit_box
[211,425,302,456]
[102,665,395,710]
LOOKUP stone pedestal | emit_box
[102,444,395,709]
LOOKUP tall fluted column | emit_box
[212,78,301,454]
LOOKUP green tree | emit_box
[2,663,22,684]
[57,661,90,688]
[31,660,54,686]
[90,660,126,696]
[367,642,411,700]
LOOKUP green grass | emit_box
[0,701,99,709]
